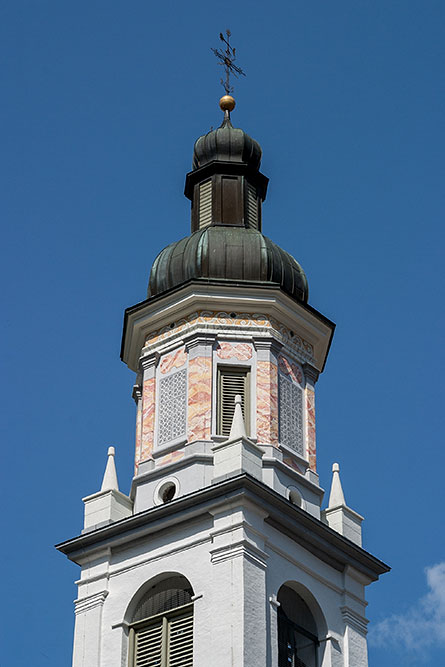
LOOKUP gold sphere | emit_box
[219,95,236,112]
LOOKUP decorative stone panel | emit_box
[303,364,319,472]
[134,386,142,473]
[188,354,212,441]
[216,341,253,361]
[278,355,304,456]
[140,376,156,465]
[158,369,187,445]
[159,347,187,374]
[256,360,279,446]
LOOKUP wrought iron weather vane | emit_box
[211,29,246,96]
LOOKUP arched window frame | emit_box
[127,576,194,667]
[277,584,320,667]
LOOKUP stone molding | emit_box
[140,352,159,374]
[74,590,109,615]
[57,475,389,582]
[184,332,217,351]
[303,362,319,385]
[210,539,269,569]
[341,605,369,636]
[252,336,283,354]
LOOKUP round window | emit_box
[154,478,179,505]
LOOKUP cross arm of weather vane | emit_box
[211,30,246,95]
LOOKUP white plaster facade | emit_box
[62,474,386,667]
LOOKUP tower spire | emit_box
[228,394,247,440]
[100,446,119,492]
[328,462,346,508]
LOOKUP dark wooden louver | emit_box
[218,368,248,436]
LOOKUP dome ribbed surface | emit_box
[193,118,262,171]
[147,226,308,303]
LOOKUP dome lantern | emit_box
[149,98,308,304]
[184,99,268,234]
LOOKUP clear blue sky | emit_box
[1,1,444,665]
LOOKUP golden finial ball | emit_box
[219,95,236,112]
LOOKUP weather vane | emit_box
[211,29,246,96]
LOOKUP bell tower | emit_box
[57,92,389,667]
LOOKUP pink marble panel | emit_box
[139,376,156,465]
[157,450,185,467]
[134,396,142,473]
[283,457,304,474]
[188,355,212,441]
[278,355,303,385]
[256,360,279,446]
[216,341,253,361]
[306,387,316,471]
[159,347,187,374]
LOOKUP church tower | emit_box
[57,93,389,667]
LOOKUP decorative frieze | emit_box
[142,311,314,364]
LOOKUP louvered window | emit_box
[130,576,194,667]
[132,607,193,667]
[198,180,212,229]
[246,183,259,229]
[217,367,250,436]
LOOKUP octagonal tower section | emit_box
[121,108,334,519]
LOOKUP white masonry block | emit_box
[82,446,133,532]
[83,488,133,532]
[322,463,364,546]
[212,436,263,481]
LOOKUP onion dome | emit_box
[147,226,308,303]
[193,115,262,171]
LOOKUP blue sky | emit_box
[1,1,444,664]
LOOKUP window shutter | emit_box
[218,368,249,436]
[246,183,259,229]
[134,621,163,667]
[198,180,212,229]
[167,612,194,666]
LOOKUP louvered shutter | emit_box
[218,368,249,436]
[134,620,163,667]
[167,611,194,666]
[198,180,212,229]
[246,183,259,229]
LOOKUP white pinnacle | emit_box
[328,462,346,508]
[100,446,119,492]
[229,395,247,440]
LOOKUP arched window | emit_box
[277,584,319,667]
[129,575,194,667]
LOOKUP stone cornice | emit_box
[121,283,335,373]
[56,474,389,582]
